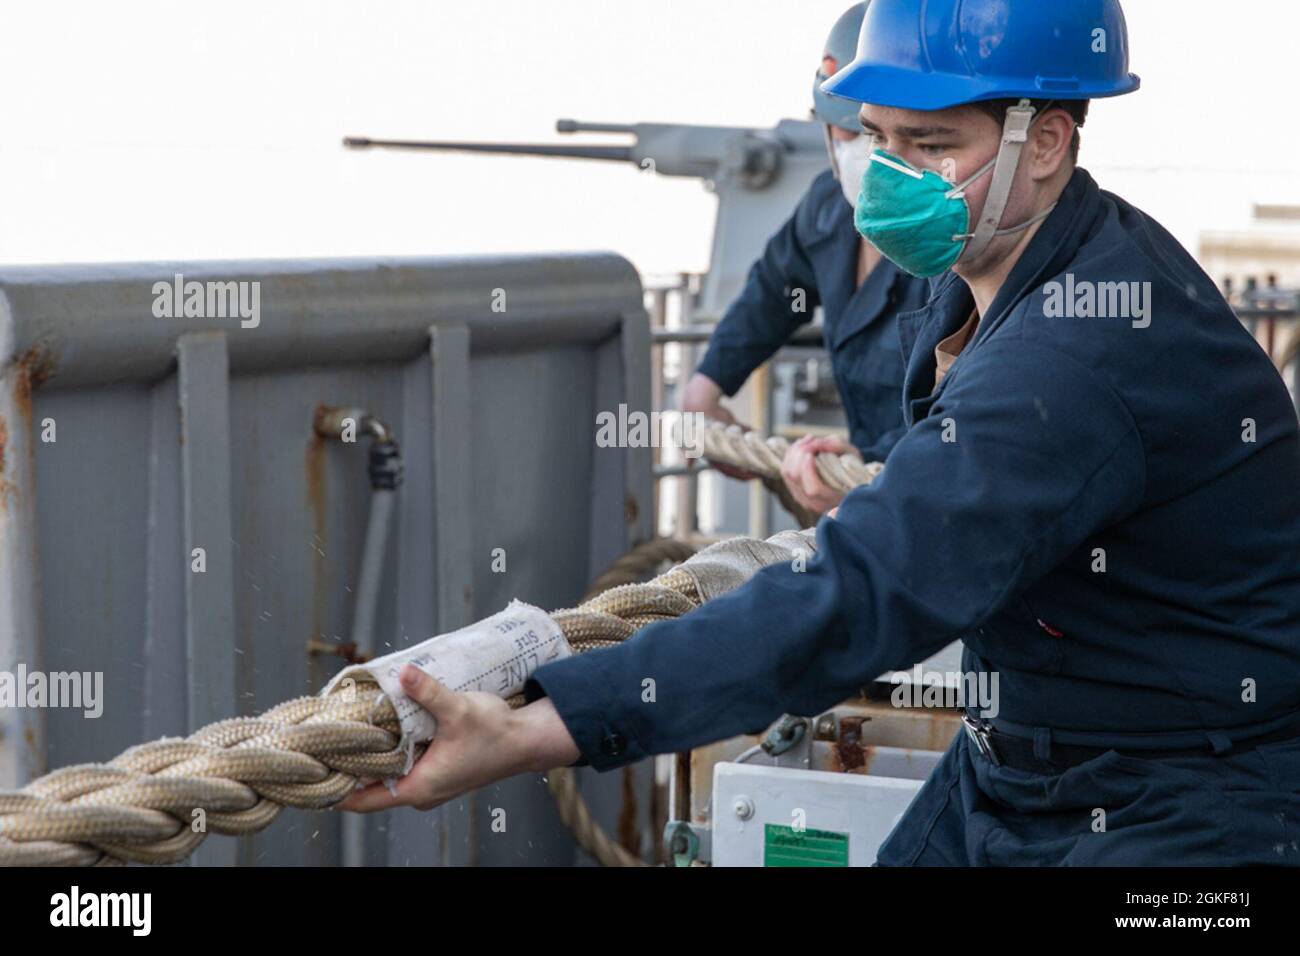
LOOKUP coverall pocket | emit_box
[983,748,1238,865]
[965,598,1065,675]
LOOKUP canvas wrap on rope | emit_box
[324,601,572,774]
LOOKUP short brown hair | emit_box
[969,98,1090,162]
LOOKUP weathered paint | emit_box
[0,344,47,787]
[305,418,328,695]
[0,254,653,865]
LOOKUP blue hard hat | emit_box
[813,3,871,131]
[822,0,1140,110]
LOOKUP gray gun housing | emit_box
[345,117,832,317]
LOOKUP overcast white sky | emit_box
[1,0,1297,273]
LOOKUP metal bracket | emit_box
[664,820,711,867]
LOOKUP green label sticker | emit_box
[763,823,849,867]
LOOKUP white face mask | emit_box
[832,133,876,208]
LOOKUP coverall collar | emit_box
[899,168,1104,424]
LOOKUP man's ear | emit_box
[1029,108,1075,179]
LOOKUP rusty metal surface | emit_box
[0,346,48,789]
[687,698,961,825]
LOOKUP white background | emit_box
[1,0,1296,272]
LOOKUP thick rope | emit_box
[761,474,821,530]
[544,537,699,868]
[0,568,707,866]
[579,538,697,601]
[698,420,883,497]
[546,758,643,869]
[0,425,880,867]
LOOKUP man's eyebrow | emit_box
[857,116,960,139]
[898,125,959,138]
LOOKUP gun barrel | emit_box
[555,119,637,135]
[342,136,633,163]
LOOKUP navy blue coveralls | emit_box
[527,168,1300,865]
[695,168,931,461]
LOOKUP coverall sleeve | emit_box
[526,341,1147,770]
[866,420,911,462]
[694,201,822,396]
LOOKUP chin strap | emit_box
[955,99,1058,264]
[822,122,842,182]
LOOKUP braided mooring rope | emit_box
[698,420,883,495]
[0,422,879,867]
[544,537,700,868]
[0,568,707,867]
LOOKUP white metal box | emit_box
[711,761,926,867]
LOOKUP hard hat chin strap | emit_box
[822,122,842,181]
[955,99,1057,264]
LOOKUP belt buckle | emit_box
[962,714,1002,767]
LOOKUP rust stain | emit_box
[859,745,876,775]
[306,639,371,665]
[0,347,56,513]
[312,402,341,438]
[829,716,874,774]
[12,345,56,429]
[647,757,667,866]
[24,725,38,769]
[307,408,328,516]
[306,412,328,685]
[340,644,371,666]
[0,416,11,513]
[618,766,641,858]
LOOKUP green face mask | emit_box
[852,103,1058,278]
[854,149,1002,278]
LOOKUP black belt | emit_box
[961,713,1300,773]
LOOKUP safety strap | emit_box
[821,121,840,182]
[957,99,1044,263]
